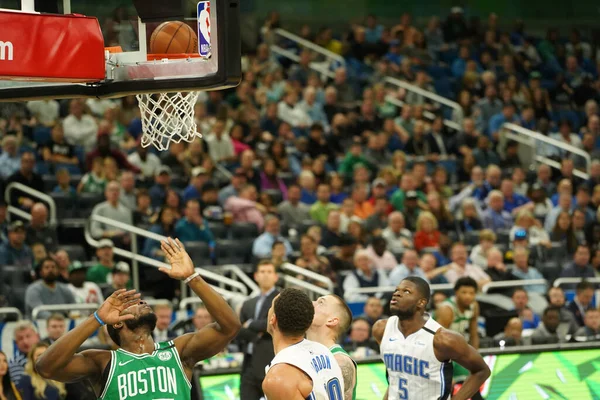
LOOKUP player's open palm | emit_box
[159,237,195,280]
[97,289,141,325]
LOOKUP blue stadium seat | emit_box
[33,127,52,146]
[230,222,259,240]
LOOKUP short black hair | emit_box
[576,280,595,293]
[454,277,477,292]
[274,288,314,337]
[543,306,561,317]
[512,286,527,297]
[403,276,431,303]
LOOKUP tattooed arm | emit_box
[334,353,356,400]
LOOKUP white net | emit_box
[136,91,202,151]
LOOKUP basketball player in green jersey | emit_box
[435,276,480,396]
[306,295,357,400]
[36,238,241,400]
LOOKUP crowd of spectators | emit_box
[0,6,598,397]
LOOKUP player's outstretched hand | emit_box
[97,289,141,325]
[159,237,196,281]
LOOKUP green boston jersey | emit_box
[99,340,191,400]
[329,344,357,400]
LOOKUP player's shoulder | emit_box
[432,327,466,352]
[264,363,311,395]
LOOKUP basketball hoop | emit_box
[136,54,203,151]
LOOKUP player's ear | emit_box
[326,316,339,329]
[113,322,123,329]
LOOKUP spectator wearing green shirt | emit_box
[86,239,116,285]
[338,142,371,179]
[310,184,338,224]
[390,172,427,212]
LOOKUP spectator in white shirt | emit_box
[364,236,398,272]
[343,249,390,302]
[444,243,491,289]
[26,100,59,126]
[127,140,162,179]
[277,90,312,128]
[388,249,429,287]
[205,119,235,164]
[67,263,104,305]
[62,99,98,151]
[381,211,414,253]
[0,135,21,179]
[85,99,118,118]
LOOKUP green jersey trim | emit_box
[329,344,357,400]
[168,340,192,389]
[99,352,116,400]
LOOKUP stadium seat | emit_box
[50,192,78,219]
[230,222,259,240]
[496,230,510,246]
[215,239,248,264]
[208,222,228,239]
[465,231,480,246]
[538,261,561,284]
[77,193,105,216]
[263,189,284,205]
[33,127,52,146]
[479,337,495,348]
[43,175,58,192]
[60,244,87,263]
[184,241,212,265]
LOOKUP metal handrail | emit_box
[554,277,600,288]
[482,279,548,293]
[282,275,331,298]
[179,289,247,311]
[144,299,173,308]
[502,123,591,177]
[0,307,23,320]
[32,303,99,319]
[385,95,461,131]
[5,182,57,224]
[281,262,334,293]
[270,45,336,79]
[344,283,455,300]
[220,265,260,297]
[273,29,345,64]
[85,216,248,296]
[384,76,462,127]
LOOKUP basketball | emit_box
[149,21,198,54]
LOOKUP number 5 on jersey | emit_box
[398,378,408,399]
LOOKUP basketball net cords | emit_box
[136,91,202,151]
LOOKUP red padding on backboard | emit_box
[0,11,105,82]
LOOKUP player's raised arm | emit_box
[36,289,141,382]
[433,329,490,400]
[160,238,241,370]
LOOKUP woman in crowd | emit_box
[426,191,454,232]
[260,158,288,198]
[413,211,441,252]
[18,344,66,400]
[0,350,21,400]
[509,209,551,247]
[469,229,498,269]
[142,207,177,260]
[550,211,578,255]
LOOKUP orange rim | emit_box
[147,53,201,61]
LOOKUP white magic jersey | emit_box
[265,339,343,400]
[380,315,452,400]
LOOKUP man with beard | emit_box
[373,277,489,400]
[25,257,75,319]
[306,294,356,400]
[36,238,240,400]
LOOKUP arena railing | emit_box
[501,122,591,179]
[481,279,548,293]
[383,76,462,131]
[5,182,57,225]
[270,28,345,80]
[219,265,261,297]
[0,307,23,321]
[553,277,600,288]
[344,283,455,300]
[31,303,100,319]
[85,215,249,300]
[280,262,334,293]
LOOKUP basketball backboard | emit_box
[0,0,241,101]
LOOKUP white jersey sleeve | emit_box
[266,339,344,400]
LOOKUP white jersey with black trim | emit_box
[380,314,453,400]
[265,339,344,400]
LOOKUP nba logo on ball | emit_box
[197,1,211,58]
